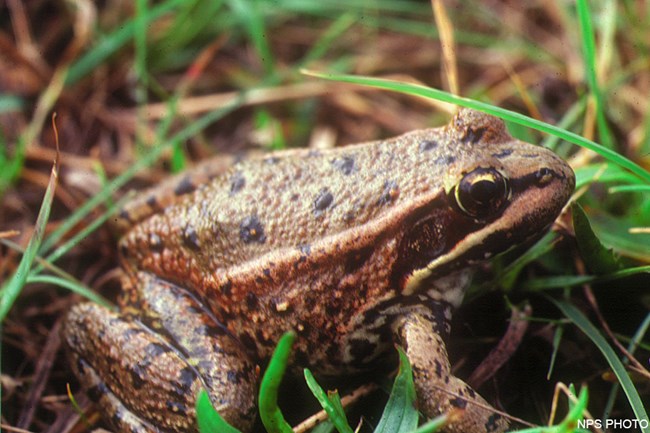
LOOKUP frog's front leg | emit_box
[393,310,509,433]
[63,272,257,432]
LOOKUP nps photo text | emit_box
[577,419,648,429]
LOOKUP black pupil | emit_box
[454,168,510,219]
[470,179,498,203]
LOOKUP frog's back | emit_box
[121,112,516,275]
[118,109,573,357]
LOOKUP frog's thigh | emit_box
[126,272,259,428]
[64,298,257,432]
[393,313,509,433]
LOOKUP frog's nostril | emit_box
[535,167,553,186]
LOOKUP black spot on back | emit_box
[229,172,246,194]
[331,156,356,175]
[313,188,334,216]
[118,209,133,224]
[449,396,467,408]
[492,149,513,158]
[182,225,201,251]
[378,180,399,205]
[146,195,160,210]
[239,216,266,244]
[419,139,439,152]
[434,359,443,378]
[485,414,502,432]
[434,155,456,165]
[174,176,196,196]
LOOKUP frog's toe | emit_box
[68,352,161,433]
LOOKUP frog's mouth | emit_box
[399,162,574,296]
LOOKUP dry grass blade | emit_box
[0,121,59,321]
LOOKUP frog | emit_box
[63,108,575,433]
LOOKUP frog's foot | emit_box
[394,313,509,433]
[63,274,258,433]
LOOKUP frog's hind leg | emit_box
[63,273,258,432]
[393,310,509,433]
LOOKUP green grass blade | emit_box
[134,0,149,140]
[25,275,112,309]
[524,265,650,290]
[551,300,649,432]
[547,325,564,380]
[196,389,243,433]
[608,185,650,193]
[299,13,357,68]
[228,0,275,76]
[576,0,615,148]
[302,71,650,184]
[409,414,447,433]
[575,163,645,189]
[0,129,26,196]
[497,231,559,291]
[66,0,185,84]
[374,347,418,433]
[259,332,295,433]
[304,369,354,433]
[311,421,336,433]
[603,312,650,422]
[0,160,57,321]
[571,203,621,274]
[509,386,589,433]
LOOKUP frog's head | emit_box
[399,109,574,297]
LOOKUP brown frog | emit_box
[63,109,575,433]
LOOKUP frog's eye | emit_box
[452,167,510,219]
